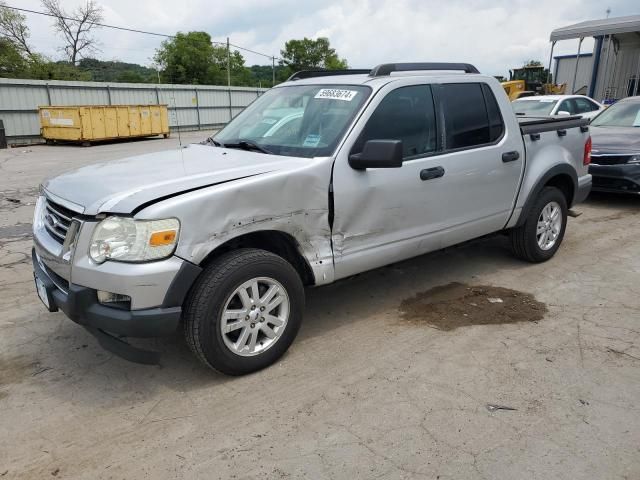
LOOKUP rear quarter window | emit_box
[441,83,504,150]
[482,84,505,143]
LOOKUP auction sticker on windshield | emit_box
[315,89,358,101]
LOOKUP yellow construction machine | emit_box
[501,65,566,101]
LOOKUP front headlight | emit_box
[89,217,180,264]
[33,196,45,231]
[628,155,640,164]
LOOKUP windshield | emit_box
[214,84,371,157]
[512,98,558,116]
[590,101,640,127]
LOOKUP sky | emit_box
[11,0,640,77]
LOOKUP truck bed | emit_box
[507,114,591,230]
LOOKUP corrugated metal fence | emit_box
[0,78,267,144]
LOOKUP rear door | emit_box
[434,82,524,246]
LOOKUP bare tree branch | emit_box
[0,1,34,56]
[41,0,104,64]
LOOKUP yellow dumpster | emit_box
[39,105,170,145]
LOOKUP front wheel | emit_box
[183,249,304,375]
[509,186,568,263]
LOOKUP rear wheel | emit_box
[183,248,304,375]
[510,186,567,263]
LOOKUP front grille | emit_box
[591,155,632,165]
[43,198,76,244]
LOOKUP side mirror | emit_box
[349,140,403,170]
[556,110,571,117]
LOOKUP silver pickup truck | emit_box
[32,63,592,375]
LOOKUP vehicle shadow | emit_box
[584,191,640,210]
[42,130,217,148]
[45,134,169,148]
[301,234,520,340]
[35,192,636,403]
[38,233,525,403]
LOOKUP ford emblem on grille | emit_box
[45,213,59,229]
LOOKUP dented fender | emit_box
[135,155,336,285]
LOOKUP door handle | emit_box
[420,166,445,181]
[502,151,520,162]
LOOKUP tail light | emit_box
[583,136,592,166]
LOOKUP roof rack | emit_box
[287,69,371,81]
[369,63,480,76]
[286,63,480,82]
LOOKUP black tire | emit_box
[183,248,304,375]
[509,186,568,263]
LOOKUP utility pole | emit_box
[272,56,275,86]
[226,37,231,87]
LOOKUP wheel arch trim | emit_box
[512,165,577,228]
[195,229,318,286]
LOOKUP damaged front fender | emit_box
[134,156,336,285]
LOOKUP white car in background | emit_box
[512,95,604,120]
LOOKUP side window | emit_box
[355,85,437,158]
[482,84,505,142]
[558,99,576,115]
[575,98,597,113]
[441,83,503,149]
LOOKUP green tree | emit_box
[27,58,92,80]
[280,37,348,72]
[154,31,249,85]
[0,37,28,77]
[248,64,289,87]
[77,58,158,83]
[114,70,145,83]
[0,1,34,57]
[211,47,249,85]
[154,32,217,84]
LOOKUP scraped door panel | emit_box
[332,83,450,279]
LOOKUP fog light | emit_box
[97,290,131,305]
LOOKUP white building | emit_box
[553,54,593,96]
[549,15,640,103]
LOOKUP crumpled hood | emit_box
[590,126,640,154]
[43,144,305,215]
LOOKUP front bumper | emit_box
[589,164,640,194]
[33,249,184,337]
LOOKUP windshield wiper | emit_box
[201,137,224,147]
[223,140,273,154]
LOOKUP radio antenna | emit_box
[170,86,182,148]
